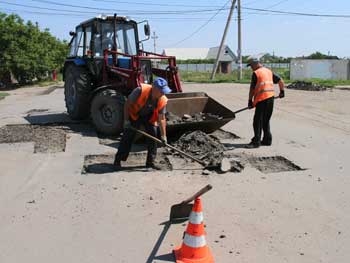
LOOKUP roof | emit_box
[207,45,237,62]
[162,46,236,61]
[162,48,209,60]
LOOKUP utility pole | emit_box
[151,31,158,53]
[237,0,242,80]
[211,0,237,80]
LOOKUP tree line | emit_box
[0,12,68,85]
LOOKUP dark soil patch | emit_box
[229,159,245,172]
[211,129,240,140]
[82,152,172,174]
[0,123,95,153]
[287,81,329,91]
[172,130,226,167]
[166,112,224,125]
[38,85,63,95]
[0,124,66,153]
[248,156,304,173]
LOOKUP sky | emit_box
[1,0,350,58]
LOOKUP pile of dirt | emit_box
[172,130,226,166]
[287,81,329,91]
[166,112,223,124]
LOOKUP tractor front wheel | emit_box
[91,89,125,135]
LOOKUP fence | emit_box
[158,62,289,73]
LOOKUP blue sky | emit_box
[1,0,350,58]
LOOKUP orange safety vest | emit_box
[128,84,168,124]
[253,67,275,106]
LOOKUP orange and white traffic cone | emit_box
[173,197,214,263]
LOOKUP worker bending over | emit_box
[114,77,171,170]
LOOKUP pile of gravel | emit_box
[287,81,329,91]
[172,130,226,165]
[166,112,223,125]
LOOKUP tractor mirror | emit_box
[69,31,76,36]
[144,24,150,37]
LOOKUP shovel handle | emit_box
[234,96,280,114]
[234,106,249,114]
[130,127,207,166]
[181,184,213,204]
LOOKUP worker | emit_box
[113,77,171,170]
[245,58,285,148]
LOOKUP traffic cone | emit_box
[173,197,214,263]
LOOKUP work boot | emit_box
[245,141,260,149]
[261,140,272,146]
[145,162,162,170]
[113,158,122,171]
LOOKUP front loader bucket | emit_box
[166,92,235,138]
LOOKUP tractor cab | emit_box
[68,15,147,58]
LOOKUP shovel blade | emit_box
[170,203,193,222]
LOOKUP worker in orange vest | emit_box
[113,77,171,170]
[246,58,285,148]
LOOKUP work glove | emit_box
[248,100,253,109]
[160,135,167,146]
[279,89,285,98]
[123,120,131,130]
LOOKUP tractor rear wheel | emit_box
[91,89,125,135]
[64,65,91,120]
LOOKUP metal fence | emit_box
[158,62,289,72]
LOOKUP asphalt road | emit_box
[0,83,349,263]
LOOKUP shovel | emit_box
[170,184,213,222]
[233,96,281,116]
[130,127,231,172]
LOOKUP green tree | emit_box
[0,12,68,85]
[305,51,339,59]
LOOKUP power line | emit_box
[29,0,230,14]
[2,1,349,19]
[0,1,97,14]
[0,0,350,19]
[0,8,87,17]
[170,0,231,47]
[90,0,222,8]
[265,0,290,9]
[242,6,350,18]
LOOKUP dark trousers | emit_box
[252,97,274,145]
[114,118,158,165]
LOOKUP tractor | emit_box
[63,15,235,137]
[63,14,181,135]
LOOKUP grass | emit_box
[0,92,9,100]
[180,68,290,83]
[179,69,350,87]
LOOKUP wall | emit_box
[290,59,350,80]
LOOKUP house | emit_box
[162,45,237,73]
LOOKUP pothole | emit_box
[94,130,244,172]
[0,124,66,153]
[211,129,240,140]
[0,123,95,153]
[172,130,226,167]
[82,152,172,174]
[248,156,304,173]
